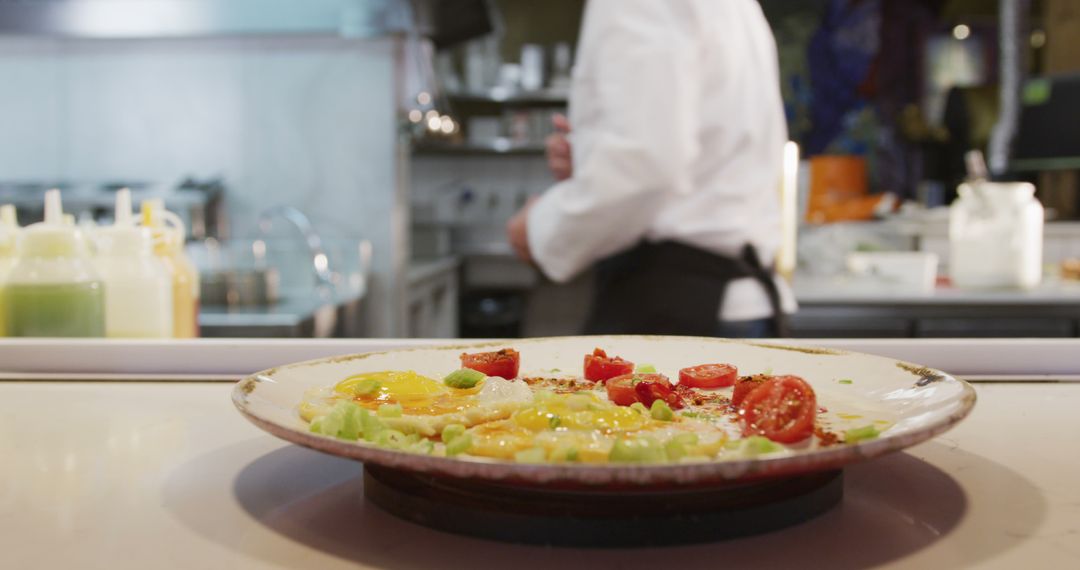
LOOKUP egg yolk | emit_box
[512,393,650,434]
[334,371,481,415]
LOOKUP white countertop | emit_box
[2,379,1078,569]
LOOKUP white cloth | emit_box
[526,0,797,321]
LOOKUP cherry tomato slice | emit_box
[634,378,684,410]
[678,363,738,388]
[584,348,634,382]
[605,374,641,406]
[731,374,770,407]
[605,373,684,409]
[738,375,816,443]
[460,348,520,379]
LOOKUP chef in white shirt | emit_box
[507,0,796,337]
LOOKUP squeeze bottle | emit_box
[0,204,20,336]
[95,189,173,338]
[143,199,200,338]
[3,190,105,337]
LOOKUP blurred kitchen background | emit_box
[1,0,1079,339]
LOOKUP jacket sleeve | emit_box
[526,0,701,283]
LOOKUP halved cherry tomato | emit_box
[460,348,520,379]
[732,375,770,407]
[679,363,737,388]
[584,348,634,382]
[738,375,816,443]
[605,374,642,406]
[605,373,684,409]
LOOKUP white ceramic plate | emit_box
[232,336,976,486]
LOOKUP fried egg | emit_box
[465,392,727,461]
[300,371,533,437]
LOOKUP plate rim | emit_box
[231,335,978,486]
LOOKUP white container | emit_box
[94,189,173,338]
[846,251,939,293]
[949,181,1043,289]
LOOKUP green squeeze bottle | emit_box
[3,190,105,337]
[0,204,20,337]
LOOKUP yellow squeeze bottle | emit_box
[142,199,200,338]
[0,204,21,336]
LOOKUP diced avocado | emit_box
[445,434,473,456]
[441,423,466,442]
[443,368,486,389]
[650,400,674,421]
[609,437,666,463]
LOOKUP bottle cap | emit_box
[97,188,154,256]
[21,189,87,258]
[0,204,18,257]
[141,198,184,251]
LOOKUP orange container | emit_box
[807,156,875,223]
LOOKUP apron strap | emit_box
[738,244,790,338]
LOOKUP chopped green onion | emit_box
[443,368,486,389]
[441,423,466,442]
[548,415,562,428]
[514,447,547,463]
[445,434,473,456]
[609,437,666,463]
[351,379,381,396]
[650,400,674,421]
[629,402,648,415]
[838,379,854,384]
[844,425,880,443]
[635,363,657,374]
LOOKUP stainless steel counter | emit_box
[199,288,364,338]
[792,276,1080,338]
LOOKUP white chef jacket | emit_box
[526,0,797,321]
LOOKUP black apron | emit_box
[583,241,789,337]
